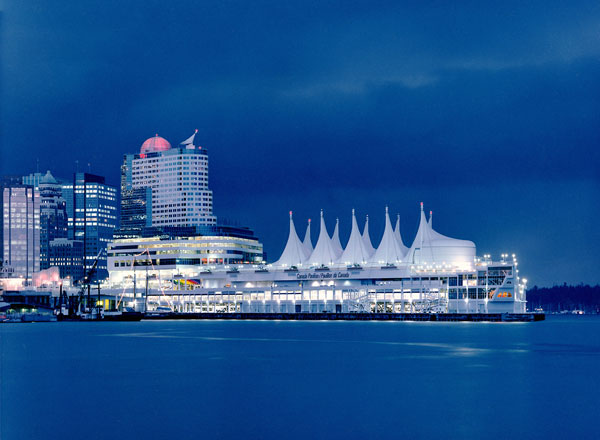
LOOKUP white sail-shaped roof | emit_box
[306,211,338,267]
[404,203,476,266]
[394,214,409,256]
[274,212,307,267]
[331,218,343,258]
[302,219,313,258]
[370,207,407,265]
[339,209,371,265]
[180,129,198,147]
[362,215,376,257]
[404,204,437,265]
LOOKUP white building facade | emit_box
[104,204,527,314]
[122,132,216,228]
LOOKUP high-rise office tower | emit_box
[0,176,23,271]
[2,185,40,280]
[120,131,216,230]
[38,171,68,269]
[61,173,117,281]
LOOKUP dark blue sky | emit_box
[1,1,599,286]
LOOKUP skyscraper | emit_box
[38,171,68,269]
[0,176,22,272]
[120,131,216,230]
[61,173,117,281]
[2,185,40,280]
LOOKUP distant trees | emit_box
[526,284,600,313]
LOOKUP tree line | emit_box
[526,284,600,313]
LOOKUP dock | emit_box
[143,312,545,322]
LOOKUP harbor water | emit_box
[1,315,599,439]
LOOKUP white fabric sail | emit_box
[306,210,338,267]
[302,219,313,258]
[331,218,343,258]
[274,212,306,267]
[338,209,371,265]
[405,204,437,265]
[394,214,409,256]
[362,215,376,257]
[370,207,406,264]
[404,203,476,266]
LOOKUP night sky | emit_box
[1,1,599,286]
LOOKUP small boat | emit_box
[146,306,173,316]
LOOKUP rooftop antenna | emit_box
[75,160,79,173]
[88,163,91,173]
[36,158,40,173]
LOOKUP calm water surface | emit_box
[1,316,599,439]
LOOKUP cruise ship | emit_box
[104,203,526,315]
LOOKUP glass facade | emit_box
[2,186,40,280]
[114,187,152,238]
[38,173,68,269]
[48,238,84,282]
[62,173,117,282]
[0,176,23,271]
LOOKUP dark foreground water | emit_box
[1,316,599,440]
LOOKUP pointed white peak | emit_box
[370,206,406,265]
[426,209,446,241]
[394,214,409,255]
[404,202,434,264]
[302,219,313,258]
[180,129,198,148]
[274,211,306,267]
[362,215,376,257]
[331,218,343,258]
[339,209,371,266]
[307,210,338,267]
[404,203,475,266]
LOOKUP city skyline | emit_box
[1,1,599,286]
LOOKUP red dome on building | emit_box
[140,134,171,154]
